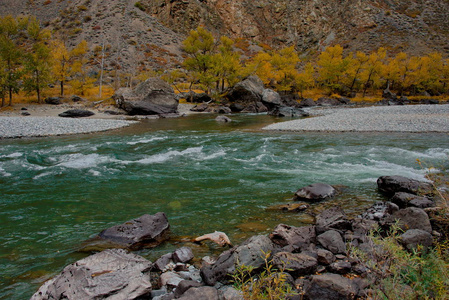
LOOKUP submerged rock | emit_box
[98,212,170,250]
[31,249,152,300]
[294,183,336,202]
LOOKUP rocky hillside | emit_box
[1,0,449,73]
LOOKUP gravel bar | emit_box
[0,117,138,139]
[264,104,449,133]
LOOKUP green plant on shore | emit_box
[349,223,449,299]
[231,251,299,300]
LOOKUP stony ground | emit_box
[264,104,449,133]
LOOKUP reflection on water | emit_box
[0,114,448,299]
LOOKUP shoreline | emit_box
[264,104,449,133]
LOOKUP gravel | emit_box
[0,117,137,139]
[263,104,449,133]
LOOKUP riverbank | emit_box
[0,103,197,139]
[264,104,449,132]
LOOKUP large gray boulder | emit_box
[399,229,433,251]
[315,206,351,234]
[384,207,432,233]
[226,76,264,104]
[317,230,346,254]
[377,175,433,196]
[295,183,336,202]
[113,78,178,115]
[31,249,153,300]
[200,235,278,285]
[391,192,434,209]
[98,212,170,250]
[261,88,281,109]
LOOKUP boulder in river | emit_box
[113,78,178,115]
[31,249,153,300]
[294,183,336,202]
[377,175,433,196]
[98,212,170,250]
[58,109,95,118]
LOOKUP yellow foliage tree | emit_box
[69,40,95,96]
[317,44,350,92]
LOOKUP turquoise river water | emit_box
[0,114,448,299]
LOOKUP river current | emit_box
[1,114,448,299]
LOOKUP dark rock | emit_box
[217,106,232,114]
[384,207,432,233]
[377,175,433,196]
[226,76,264,103]
[177,286,223,300]
[280,93,301,107]
[113,78,178,115]
[241,101,268,113]
[215,115,232,122]
[70,95,86,102]
[261,88,281,109]
[304,273,361,300]
[338,97,351,104]
[173,280,203,298]
[58,109,95,118]
[190,103,209,112]
[229,103,245,112]
[294,183,336,202]
[360,201,399,221]
[329,261,352,274]
[154,253,173,271]
[391,192,434,209]
[200,235,278,285]
[183,91,212,103]
[103,109,126,115]
[44,97,62,105]
[269,224,316,252]
[98,212,170,250]
[160,272,184,289]
[382,88,397,100]
[399,229,433,251]
[21,107,28,110]
[151,287,168,298]
[298,98,316,107]
[268,106,309,117]
[270,203,310,212]
[315,206,351,234]
[421,98,440,105]
[317,230,346,254]
[272,252,317,276]
[316,97,342,106]
[173,247,194,263]
[317,248,336,265]
[220,286,244,300]
[30,249,152,300]
[21,111,31,116]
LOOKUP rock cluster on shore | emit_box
[31,174,445,300]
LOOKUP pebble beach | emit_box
[264,104,449,133]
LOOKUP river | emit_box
[1,114,448,299]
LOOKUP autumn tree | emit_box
[317,44,350,92]
[245,51,273,85]
[270,46,300,93]
[361,48,386,97]
[295,62,315,97]
[23,17,52,103]
[0,15,27,106]
[182,26,216,94]
[51,39,71,97]
[70,40,95,96]
[213,36,242,93]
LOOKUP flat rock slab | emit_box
[98,212,170,250]
[31,249,153,300]
[377,175,433,196]
[58,109,95,118]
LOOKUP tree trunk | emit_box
[9,86,13,106]
[60,80,64,97]
[36,70,41,104]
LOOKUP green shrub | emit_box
[134,2,145,12]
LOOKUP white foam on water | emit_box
[126,136,166,145]
[57,153,118,169]
[0,166,12,177]
[200,149,227,160]
[33,171,54,180]
[131,146,204,164]
[88,170,101,176]
[5,152,22,158]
